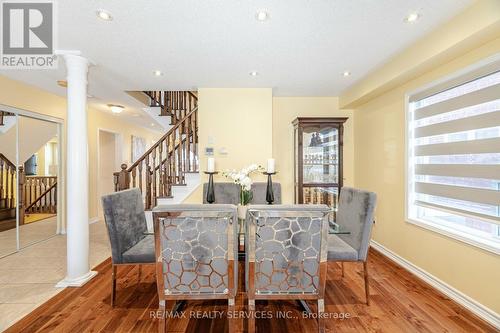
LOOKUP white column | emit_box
[56,54,97,287]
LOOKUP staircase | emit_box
[114,91,200,220]
[0,153,58,231]
[0,154,16,231]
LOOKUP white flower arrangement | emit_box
[222,164,264,204]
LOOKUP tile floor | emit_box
[0,218,111,331]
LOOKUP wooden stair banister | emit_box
[23,176,57,214]
[114,91,198,209]
[0,153,16,210]
[24,181,57,214]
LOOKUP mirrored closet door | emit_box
[0,106,63,257]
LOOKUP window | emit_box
[407,61,500,254]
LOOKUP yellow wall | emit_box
[272,97,354,203]
[35,145,46,176]
[184,88,273,202]
[0,75,161,220]
[351,37,500,313]
[87,108,160,219]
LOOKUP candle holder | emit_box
[263,172,277,204]
[204,171,218,204]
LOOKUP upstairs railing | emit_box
[144,91,198,125]
[0,154,57,224]
[114,91,199,209]
[24,176,57,214]
[0,153,16,209]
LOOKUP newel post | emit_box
[116,164,130,191]
[18,166,25,225]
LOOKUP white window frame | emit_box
[405,53,500,255]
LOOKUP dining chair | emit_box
[202,182,240,204]
[327,187,377,305]
[245,204,331,333]
[152,204,238,333]
[249,182,282,204]
[101,188,156,307]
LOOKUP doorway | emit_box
[97,129,121,219]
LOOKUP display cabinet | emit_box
[293,117,348,216]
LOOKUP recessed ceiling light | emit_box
[342,71,351,77]
[108,104,124,114]
[97,9,113,21]
[404,12,421,23]
[151,123,155,127]
[249,71,259,76]
[256,10,269,21]
[57,80,67,88]
[153,70,163,76]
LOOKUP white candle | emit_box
[207,157,215,173]
[267,158,275,173]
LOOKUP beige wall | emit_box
[184,88,273,203]
[352,37,500,313]
[272,97,354,203]
[87,108,160,218]
[0,75,161,220]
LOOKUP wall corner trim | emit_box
[370,240,500,329]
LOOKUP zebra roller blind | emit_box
[408,66,500,228]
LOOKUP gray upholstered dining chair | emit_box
[250,182,282,204]
[152,204,238,332]
[101,188,156,306]
[202,182,240,204]
[202,181,282,204]
[245,204,330,333]
[327,187,377,305]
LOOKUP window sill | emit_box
[406,217,500,255]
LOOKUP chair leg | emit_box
[248,298,255,333]
[158,301,166,333]
[228,298,235,333]
[363,261,370,305]
[341,262,345,277]
[317,298,325,333]
[111,265,117,307]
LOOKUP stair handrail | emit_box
[0,153,15,169]
[114,91,198,209]
[126,106,197,172]
[25,181,57,212]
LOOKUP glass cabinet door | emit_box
[302,186,338,208]
[293,117,347,216]
[302,125,339,185]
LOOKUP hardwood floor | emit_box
[5,248,497,333]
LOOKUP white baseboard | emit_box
[370,240,500,330]
[89,217,100,224]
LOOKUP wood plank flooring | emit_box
[5,248,498,333]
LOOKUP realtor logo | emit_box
[1,1,57,68]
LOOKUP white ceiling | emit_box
[0,0,473,128]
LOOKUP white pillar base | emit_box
[56,270,98,288]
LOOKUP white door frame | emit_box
[96,128,123,220]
